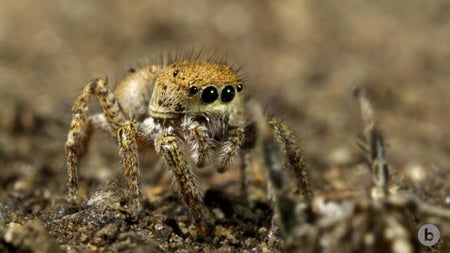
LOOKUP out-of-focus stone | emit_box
[4,220,62,253]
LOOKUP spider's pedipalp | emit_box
[217,126,245,173]
[182,116,217,168]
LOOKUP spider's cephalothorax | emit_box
[149,60,242,118]
[64,58,312,237]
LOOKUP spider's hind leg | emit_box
[65,78,127,202]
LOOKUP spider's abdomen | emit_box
[114,65,162,120]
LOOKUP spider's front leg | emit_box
[268,118,313,200]
[65,78,127,202]
[117,121,143,213]
[154,132,212,236]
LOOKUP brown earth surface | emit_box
[0,1,449,252]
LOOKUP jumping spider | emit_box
[64,57,313,235]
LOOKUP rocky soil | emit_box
[0,1,449,252]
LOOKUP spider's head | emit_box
[149,60,244,119]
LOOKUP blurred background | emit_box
[0,0,449,192]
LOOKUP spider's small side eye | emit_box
[128,68,136,73]
[221,85,235,103]
[189,85,199,95]
[173,69,179,77]
[201,86,219,103]
[237,84,243,92]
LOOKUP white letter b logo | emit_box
[418,224,440,247]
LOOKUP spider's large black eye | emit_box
[201,86,219,103]
[221,85,235,103]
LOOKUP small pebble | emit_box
[405,163,426,183]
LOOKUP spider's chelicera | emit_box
[64,59,312,236]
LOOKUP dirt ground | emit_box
[0,1,449,252]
